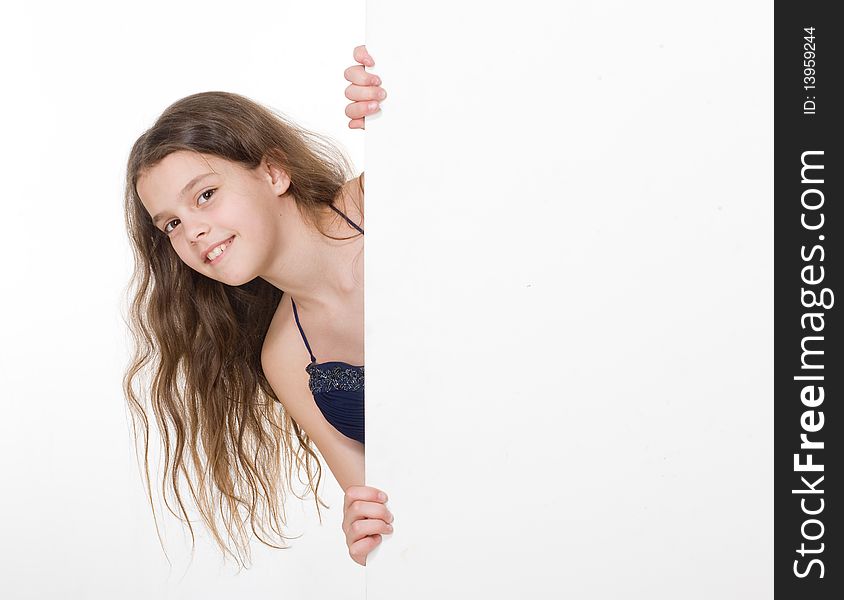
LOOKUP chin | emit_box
[215,271,256,287]
[193,266,240,286]
[228,275,257,287]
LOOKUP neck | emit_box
[259,194,363,313]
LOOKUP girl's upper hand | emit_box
[344,45,387,130]
[342,485,394,566]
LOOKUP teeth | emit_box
[207,242,229,261]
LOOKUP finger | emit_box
[349,534,382,566]
[348,118,364,130]
[343,501,392,534]
[344,486,388,511]
[344,515,393,540]
[345,83,387,103]
[347,518,394,544]
[344,499,393,528]
[348,499,393,523]
[353,44,374,66]
[345,100,381,122]
[344,64,382,87]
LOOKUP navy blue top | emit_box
[290,203,365,444]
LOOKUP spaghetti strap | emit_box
[290,298,317,364]
[329,203,365,235]
[290,203,363,365]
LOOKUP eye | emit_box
[162,188,217,234]
[163,218,179,234]
[198,188,216,205]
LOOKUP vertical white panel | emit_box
[365,1,772,598]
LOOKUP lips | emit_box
[203,235,235,264]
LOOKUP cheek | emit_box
[171,241,199,267]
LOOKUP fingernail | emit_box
[369,101,379,110]
[378,492,387,501]
[378,90,386,99]
[374,77,382,85]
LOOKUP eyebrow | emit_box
[152,172,216,225]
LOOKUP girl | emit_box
[123,45,391,567]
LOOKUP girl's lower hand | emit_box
[345,45,387,130]
[342,485,394,566]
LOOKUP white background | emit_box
[1,1,366,598]
[0,1,773,599]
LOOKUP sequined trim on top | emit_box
[306,362,365,394]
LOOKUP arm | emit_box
[261,335,393,565]
[261,338,364,490]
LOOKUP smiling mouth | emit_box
[205,236,235,264]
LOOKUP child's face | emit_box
[136,150,290,285]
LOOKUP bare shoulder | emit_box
[261,298,304,402]
[338,172,365,216]
[261,294,365,489]
[261,294,313,400]
[262,294,295,369]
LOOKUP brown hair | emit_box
[121,91,363,569]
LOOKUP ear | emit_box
[262,157,292,196]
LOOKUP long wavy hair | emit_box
[121,91,363,569]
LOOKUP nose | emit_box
[184,217,210,243]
